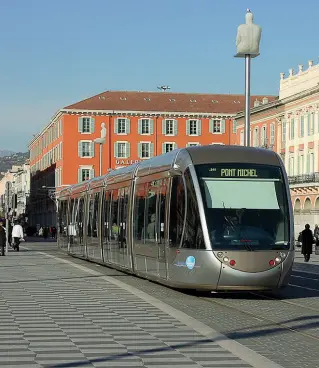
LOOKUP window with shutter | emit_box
[117,142,126,158]
[211,119,222,133]
[140,119,150,134]
[188,119,199,136]
[79,141,93,157]
[117,118,127,134]
[78,117,91,133]
[163,143,174,153]
[164,119,174,135]
[140,143,150,158]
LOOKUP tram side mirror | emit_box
[169,164,182,176]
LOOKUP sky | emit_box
[0,0,318,151]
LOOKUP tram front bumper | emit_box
[217,264,282,291]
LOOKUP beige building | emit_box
[235,58,319,234]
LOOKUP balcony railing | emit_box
[288,172,319,184]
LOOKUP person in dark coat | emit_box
[0,221,6,256]
[301,224,314,262]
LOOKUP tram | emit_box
[57,145,294,291]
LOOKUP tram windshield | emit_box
[196,163,290,251]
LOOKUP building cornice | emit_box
[235,85,319,120]
[61,108,236,119]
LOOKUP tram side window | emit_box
[87,195,94,237]
[102,190,111,242]
[145,185,157,241]
[77,197,84,242]
[58,200,67,235]
[157,179,168,243]
[120,187,129,246]
[182,168,205,249]
[111,189,119,240]
[169,176,185,247]
[69,199,76,237]
[92,192,100,238]
[134,183,148,241]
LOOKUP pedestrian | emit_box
[0,221,6,256]
[12,221,24,252]
[301,224,314,262]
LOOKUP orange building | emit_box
[28,90,275,226]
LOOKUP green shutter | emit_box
[162,120,166,134]
[186,120,190,135]
[149,119,154,134]
[126,119,130,134]
[197,120,202,136]
[138,143,142,158]
[173,119,178,135]
[221,119,226,134]
[126,143,130,158]
[162,143,166,154]
[114,118,118,134]
[90,142,95,157]
[78,117,83,132]
[209,119,213,133]
[114,142,118,158]
[138,119,142,134]
[90,118,95,133]
[150,143,154,157]
[78,142,82,157]
[78,168,82,183]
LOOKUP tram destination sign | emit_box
[197,164,281,180]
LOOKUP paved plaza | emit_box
[0,242,318,368]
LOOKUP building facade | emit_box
[235,59,319,233]
[12,163,30,217]
[28,90,275,227]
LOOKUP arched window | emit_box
[304,198,312,211]
[294,198,301,213]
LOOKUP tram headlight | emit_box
[223,256,229,263]
[275,256,282,263]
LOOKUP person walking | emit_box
[12,221,24,252]
[0,221,6,256]
[301,224,314,262]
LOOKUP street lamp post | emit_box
[94,123,107,177]
[94,138,106,176]
[235,9,262,147]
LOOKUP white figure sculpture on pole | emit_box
[236,10,262,55]
[100,122,106,139]
[235,10,262,147]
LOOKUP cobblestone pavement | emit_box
[1,242,318,368]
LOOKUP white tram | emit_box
[57,145,294,291]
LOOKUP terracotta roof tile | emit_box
[64,90,277,114]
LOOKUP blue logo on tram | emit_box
[186,256,196,270]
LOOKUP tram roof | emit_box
[57,145,281,199]
[185,144,280,166]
